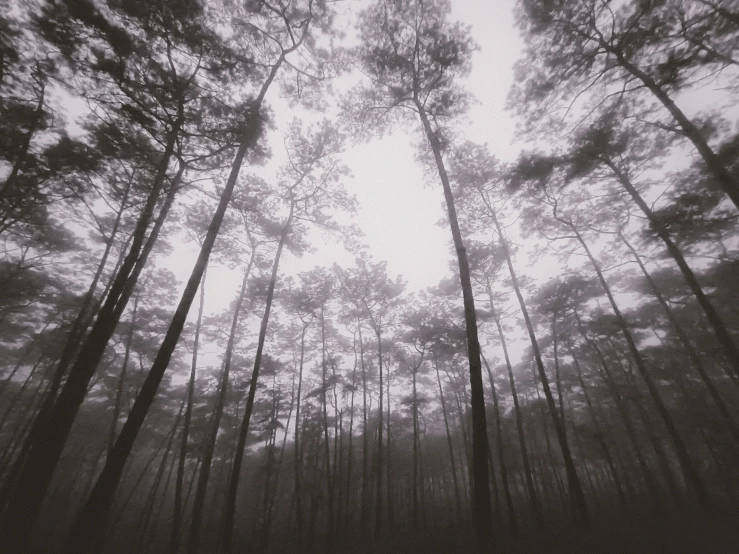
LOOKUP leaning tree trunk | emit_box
[0,124,184,552]
[490,210,590,527]
[484,279,542,528]
[434,356,463,522]
[220,201,294,554]
[172,264,207,554]
[107,295,139,455]
[619,231,739,445]
[188,250,255,554]
[480,352,517,535]
[604,158,739,380]
[604,49,739,210]
[568,224,713,512]
[573,310,663,510]
[414,98,493,545]
[59,83,274,553]
[569,350,629,515]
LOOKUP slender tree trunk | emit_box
[358,322,370,540]
[263,378,294,547]
[59,82,274,552]
[412,367,419,531]
[568,225,713,511]
[372,324,384,540]
[0,146,184,551]
[220,201,295,553]
[415,99,493,546]
[188,251,255,554]
[345,331,358,536]
[480,352,517,535]
[490,211,589,526]
[172,265,207,554]
[604,158,739,379]
[319,306,335,543]
[620,231,739,443]
[484,279,542,528]
[434,356,463,522]
[386,356,394,534]
[570,349,629,515]
[294,321,309,552]
[108,295,139,455]
[574,310,663,509]
[606,49,739,209]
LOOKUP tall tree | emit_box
[351,1,494,542]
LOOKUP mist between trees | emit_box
[1,0,739,552]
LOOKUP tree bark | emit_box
[414,99,493,545]
[568,224,713,512]
[490,210,590,526]
[172,265,207,554]
[220,200,294,554]
[188,251,255,554]
[604,158,739,380]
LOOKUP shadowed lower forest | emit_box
[1,0,739,552]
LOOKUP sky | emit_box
[155,0,526,321]
[280,0,524,292]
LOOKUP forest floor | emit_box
[344,511,739,553]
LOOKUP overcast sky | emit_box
[279,0,523,291]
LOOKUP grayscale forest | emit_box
[1,0,739,552]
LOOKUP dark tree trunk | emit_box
[434,356,463,522]
[484,279,542,528]
[220,200,294,553]
[480,352,517,535]
[605,48,739,210]
[604,158,739,380]
[172,265,207,554]
[0,146,184,552]
[619,231,739,444]
[188,251,255,554]
[568,225,713,512]
[59,94,269,553]
[491,211,590,527]
[415,100,493,546]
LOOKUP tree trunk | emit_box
[574,310,663,509]
[480,352,517,535]
[607,48,739,209]
[0,147,184,551]
[294,321,309,552]
[172,265,207,554]
[373,324,384,541]
[415,100,493,546]
[188,251,255,554]
[490,210,590,526]
[434,356,463,522]
[484,278,542,528]
[108,295,139,455]
[319,305,335,543]
[570,349,629,515]
[619,231,739,444]
[568,225,713,512]
[220,200,294,553]
[604,158,739,380]
[59,88,272,553]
